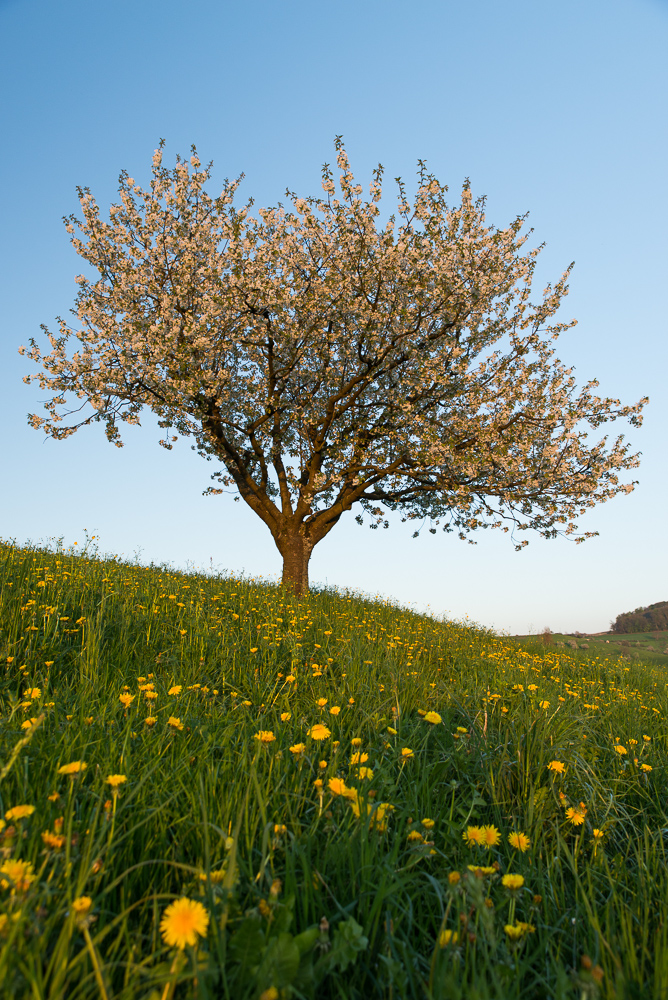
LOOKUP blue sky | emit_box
[1,0,666,634]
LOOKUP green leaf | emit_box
[256,931,301,989]
[329,917,369,973]
[228,915,265,969]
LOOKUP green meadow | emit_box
[0,539,667,1000]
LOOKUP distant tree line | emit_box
[611,601,668,634]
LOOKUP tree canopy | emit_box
[21,138,647,595]
[611,602,668,635]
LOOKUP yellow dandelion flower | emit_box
[422,818,435,829]
[0,859,35,892]
[254,730,276,744]
[105,774,127,789]
[387,726,397,734]
[448,871,461,885]
[508,831,531,852]
[119,693,135,708]
[614,745,627,755]
[463,825,485,847]
[5,805,35,821]
[328,777,349,796]
[482,825,501,848]
[168,686,182,696]
[641,763,652,773]
[501,873,524,890]
[423,711,442,725]
[467,865,497,876]
[159,897,209,950]
[438,929,459,947]
[592,828,604,843]
[25,688,41,700]
[329,706,341,716]
[357,767,374,780]
[351,738,363,747]
[350,752,369,766]
[307,724,331,741]
[144,716,157,726]
[289,743,306,755]
[167,717,184,731]
[401,747,414,759]
[565,806,587,826]
[316,698,328,708]
[21,718,39,731]
[57,761,87,776]
[547,760,565,773]
[280,712,291,722]
[539,700,550,710]
[505,921,534,939]
[72,896,93,915]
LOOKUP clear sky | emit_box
[1,0,666,635]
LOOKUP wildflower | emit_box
[350,752,368,765]
[119,693,135,708]
[105,774,127,790]
[641,763,652,773]
[508,831,531,852]
[319,760,328,770]
[423,711,442,725]
[313,778,323,790]
[547,761,565,773]
[72,896,93,916]
[329,706,341,716]
[316,698,328,708]
[144,716,157,727]
[407,830,424,843]
[387,726,397,735]
[539,700,550,710]
[328,777,350,796]
[25,688,41,700]
[145,691,158,701]
[254,730,276,744]
[565,805,587,826]
[42,830,65,850]
[307,724,331,741]
[289,743,306,755]
[168,686,182,696]
[285,674,296,683]
[482,825,501,848]
[463,826,485,847]
[401,747,414,759]
[527,684,538,692]
[505,922,535,939]
[357,767,374,779]
[21,718,39,730]
[0,859,34,892]
[448,871,461,885]
[351,738,363,747]
[614,745,627,755]
[467,865,497,876]
[160,897,209,949]
[502,873,525,891]
[439,929,459,947]
[58,761,87,776]
[167,717,184,731]
[5,806,35,821]
[280,712,291,722]
[422,818,435,829]
[274,824,287,835]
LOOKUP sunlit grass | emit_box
[0,539,666,999]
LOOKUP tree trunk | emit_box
[277,531,312,597]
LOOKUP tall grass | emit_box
[0,539,666,999]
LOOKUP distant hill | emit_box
[611,601,668,634]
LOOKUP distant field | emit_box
[511,631,668,668]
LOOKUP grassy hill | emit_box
[511,632,668,668]
[0,540,667,999]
